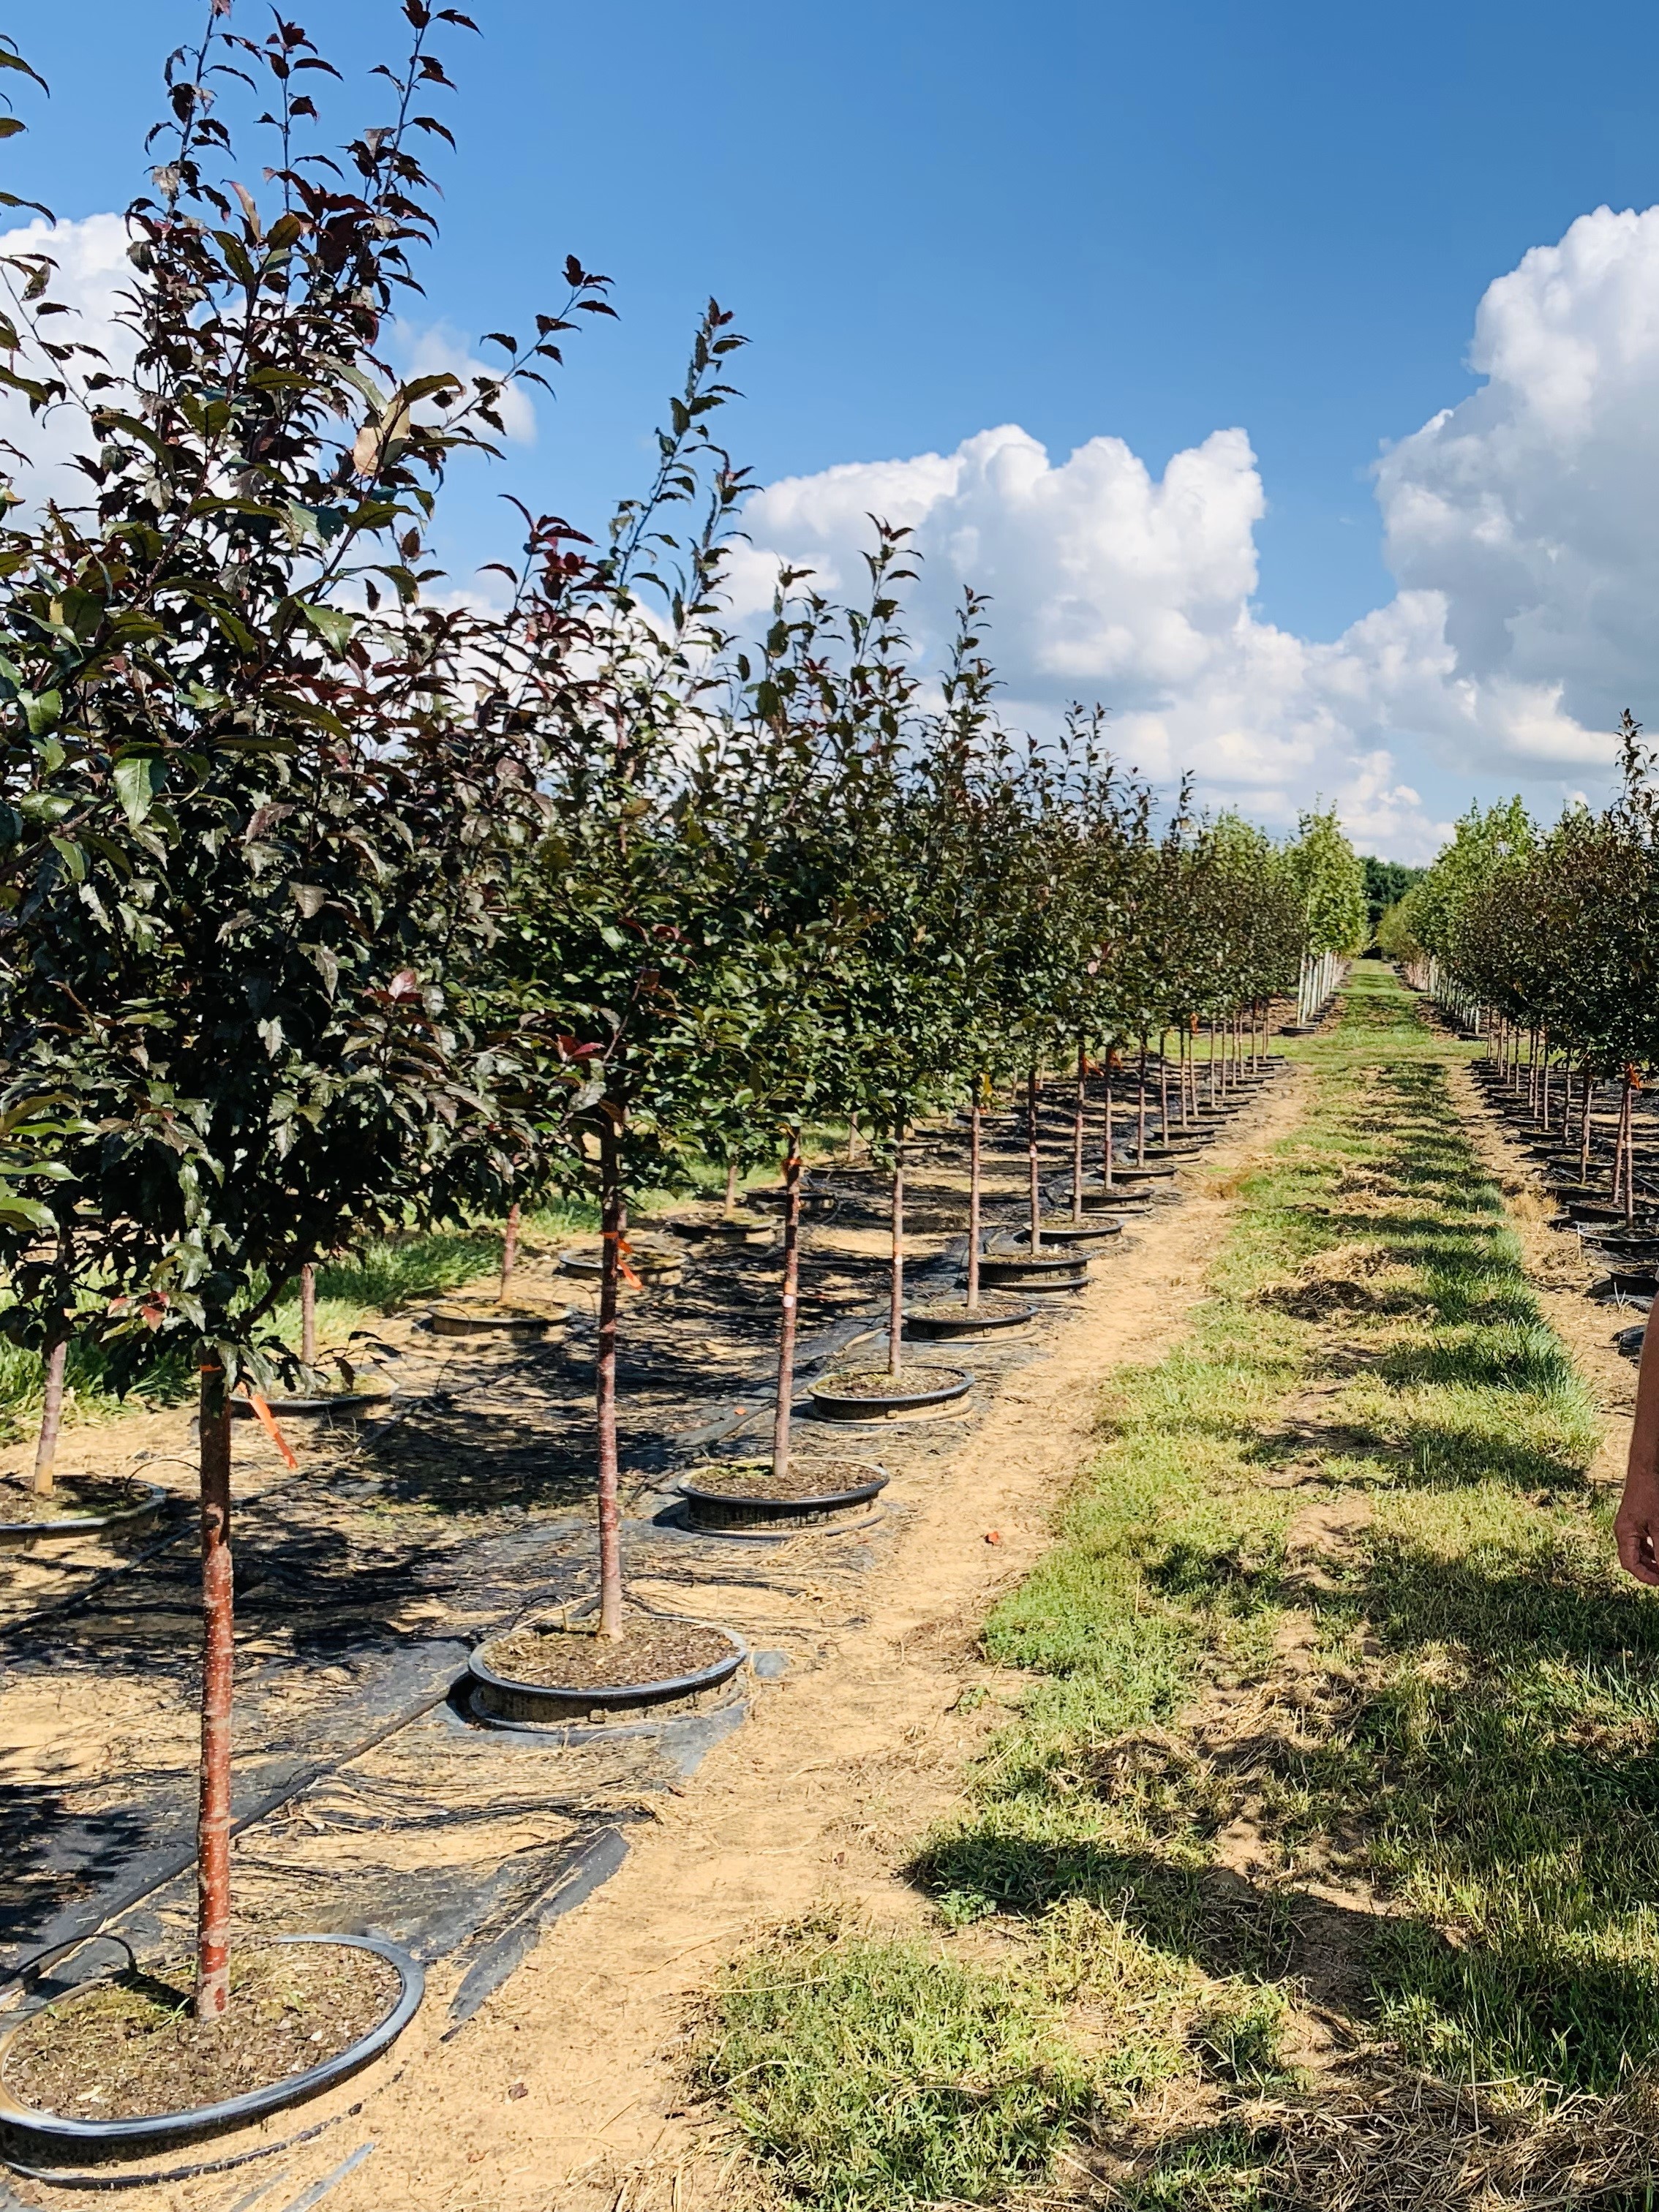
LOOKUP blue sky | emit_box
[11,1,1659,857]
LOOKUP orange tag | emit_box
[604,1230,644,1290]
[241,1388,299,1470]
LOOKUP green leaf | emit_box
[48,834,86,881]
[22,686,61,736]
[113,753,164,829]
[296,602,355,652]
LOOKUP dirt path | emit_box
[296,1070,1313,2212]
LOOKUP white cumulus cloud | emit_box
[20,203,1659,859]
[734,202,1659,857]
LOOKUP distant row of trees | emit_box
[1380,715,1659,1196]
[0,4,1369,2022]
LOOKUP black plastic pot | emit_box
[1110,1163,1178,1183]
[678,1460,888,1532]
[977,1248,1089,1293]
[1585,1233,1659,1262]
[1616,1323,1647,1361]
[1006,1217,1123,1247]
[1591,1270,1659,1303]
[469,1617,746,1723]
[1567,1200,1633,1226]
[906,1300,1037,1337]
[0,1933,422,2153]
[557,1245,684,1290]
[0,1480,168,1554]
[666,1211,776,1248]
[230,1390,388,1420]
[808,1364,974,1422]
[428,1302,568,1337]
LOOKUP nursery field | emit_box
[5,964,1656,2212]
[4,15,1658,2206]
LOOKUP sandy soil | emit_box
[280,1071,1310,2212]
[0,1072,1307,2212]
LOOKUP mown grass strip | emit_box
[696,968,1659,2210]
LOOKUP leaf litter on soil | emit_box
[2,1941,400,2121]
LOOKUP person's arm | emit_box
[1614,1315,1659,1584]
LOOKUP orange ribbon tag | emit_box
[241,1387,299,1470]
[604,1230,644,1290]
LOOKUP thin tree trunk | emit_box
[966,1089,983,1312]
[1102,1057,1115,1189]
[1027,1067,1042,1250]
[846,1116,860,1165]
[300,1261,317,1365]
[32,1339,67,1500]
[1622,1072,1636,1224]
[596,1118,625,1641]
[1136,1036,1148,1165]
[889,1140,906,1374]
[1157,1032,1169,1137]
[723,1158,740,1216]
[1581,1064,1594,1183]
[195,1356,234,2021]
[1072,1039,1087,1223]
[771,1131,802,1483]
[32,1229,74,1500]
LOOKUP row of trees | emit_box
[0,6,1365,2023]
[1380,718,1659,1203]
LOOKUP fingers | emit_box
[1614,1508,1659,1586]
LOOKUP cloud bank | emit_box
[12,203,1659,857]
[731,204,1659,857]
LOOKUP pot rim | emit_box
[678,1466,889,1511]
[0,1933,423,2149]
[906,1300,1037,1332]
[0,1478,168,1545]
[469,1615,748,1707]
[807,1365,974,1412]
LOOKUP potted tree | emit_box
[0,3,600,2132]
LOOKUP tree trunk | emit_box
[966,1089,983,1311]
[32,1339,67,1500]
[888,1140,906,1375]
[596,1119,625,1641]
[497,1206,519,1303]
[770,1132,802,1483]
[1157,1031,1170,1136]
[1027,1067,1042,1250]
[195,1357,234,2021]
[1072,1039,1087,1223]
[723,1158,740,1216]
[32,1230,74,1499]
[1135,1036,1148,1165]
[1102,1058,1114,1189]
[1622,1072,1636,1224]
[846,1115,860,1165]
[300,1262,317,1366]
[1581,1064,1594,1183]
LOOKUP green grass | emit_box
[688,1914,1098,2211]
[699,968,1659,2208]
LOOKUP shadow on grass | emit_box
[911,1829,1437,2014]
